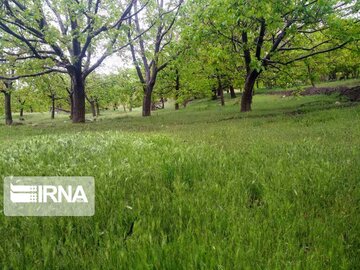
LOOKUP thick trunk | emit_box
[20,108,24,118]
[175,102,180,110]
[142,85,153,117]
[71,72,86,123]
[30,106,33,113]
[4,91,13,125]
[230,85,237,99]
[241,71,260,112]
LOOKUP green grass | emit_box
[0,92,360,269]
[256,78,360,94]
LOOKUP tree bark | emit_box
[129,95,133,112]
[212,87,218,100]
[51,95,55,119]
[71,71,86,123]
[230,85,237,99]
[142,85,153,117]
[241,71,260,112]
[217,86,222,97]
[95,99,100,116]
[220,89,225,106]
[69,93,74,119]
[18,99,25,120]
[90,100,96,117]
[217,75,225,106]
[4,91,13,125]
[175,69,180,110]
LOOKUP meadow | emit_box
[0,89,360,269]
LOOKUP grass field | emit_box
[0,89,360,269]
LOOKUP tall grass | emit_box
[0,94,359,269]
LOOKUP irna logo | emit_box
[10,184,88,203]
[4,177,95,216]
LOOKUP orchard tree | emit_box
[0,0,142,122]
[0,35,56,124]
[110,69,142,112]
[27,74,69,119]
[192,0,360,111]
[127,0,183,116]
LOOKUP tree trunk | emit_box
[71,72,86,123]
[4,91,13,125]
[30,106,33,113]
[217,75,225,106]
[95,99,100,116]
[217,86,222,97]
[175,69,180,110]
[220,88,225,106]
[90,100,96,117]
[69,93,74,119]
[151,102,156,111]
[241,71,260,112]
[212,87,217,100]
[51,96,55,119]
[329,70,337,81]
[129,96,133,112]
[18,99,25,120]
[142,85,153,117]
[230,85,236,99]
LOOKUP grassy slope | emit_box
[0,91,360,269]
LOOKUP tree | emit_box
[29,74,69,119]
[0,0,139,122]
[127,0,183,116]
[191,0,360,111]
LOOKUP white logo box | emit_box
[4,177,95,216]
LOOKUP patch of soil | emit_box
[340,86,360,101]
